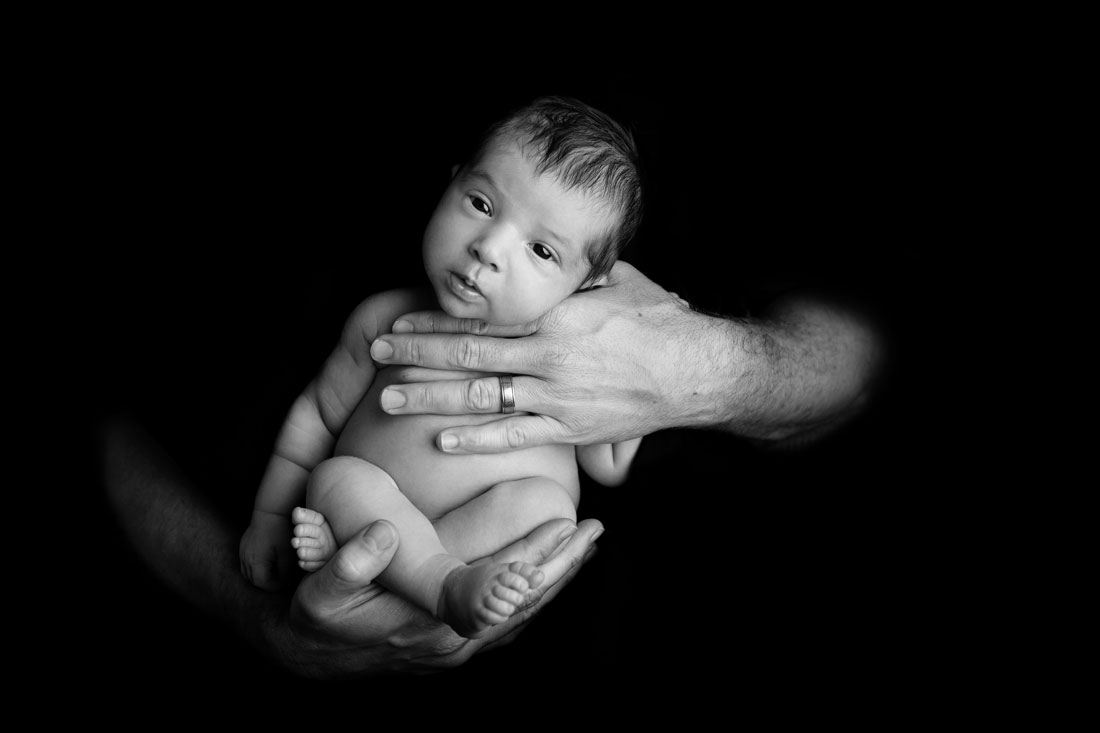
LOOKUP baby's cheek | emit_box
[495,296,544,327]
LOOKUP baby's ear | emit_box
[591,273,609,288]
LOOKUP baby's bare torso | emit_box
[334,366,580,520]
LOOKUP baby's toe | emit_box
[292,507,324,525]
[508,561,544,588]
[483,596,515,620]
[294,523,321,539]
[498,571,531,594]
[492,583,525,607]
[296,546,326,561]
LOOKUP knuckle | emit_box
[505,423,527,449]
[465,379,495,411]
[404,337,423,366]
[329,551,361,583]
[538,343,576,372]
[451,336,481,369]
[554,348,574,368]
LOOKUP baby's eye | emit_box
[468,195,492,216]
[531,243,555,261]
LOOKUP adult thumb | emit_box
[313,520,399,600]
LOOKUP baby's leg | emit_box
[435,477,578,562]
[294,477,577,567]
[305,456,544,638]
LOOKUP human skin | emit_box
[242,135,632,636]
[99,416,601,678]
[367,261,883,453]
[423,140,614,326]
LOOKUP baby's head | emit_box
[422,96,642,325]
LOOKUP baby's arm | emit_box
[240,289,426,589]
[575,438,643,487]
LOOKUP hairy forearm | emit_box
[677,295,882,443]
[99,416,287,657]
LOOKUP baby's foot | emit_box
[291,507,336,571]
[438,561,545,639]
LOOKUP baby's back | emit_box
[335,366,580,520]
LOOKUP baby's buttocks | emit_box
[334,368,580,520]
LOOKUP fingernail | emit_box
[370,339,393,360]
[439,432,458,452]
[380,388,406,411]
[591,526,605,542]
[363,521,396,551]
[392,319,413,333]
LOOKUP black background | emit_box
[55,48,952,720]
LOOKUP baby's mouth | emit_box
[448,271,484,302]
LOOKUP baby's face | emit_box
[422,139,615,325]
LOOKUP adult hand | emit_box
[99,414,601,681]
[369,260,882,453]
[272,515,602,678]
[368,261,726,453]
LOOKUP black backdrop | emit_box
[65,58,945,718]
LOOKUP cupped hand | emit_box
[274,516,602,678]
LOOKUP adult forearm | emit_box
[99,417,286,656]
[679,295,882,443]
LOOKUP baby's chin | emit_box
[436,295,529,327]
[435,288,494,324]
[431,281,536,326]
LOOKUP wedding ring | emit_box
[499,375,515,414]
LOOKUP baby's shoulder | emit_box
[345,286,437,341]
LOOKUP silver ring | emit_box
[499,375,515,414]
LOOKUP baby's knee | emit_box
[307,456,398,511]
[496,478,578,525]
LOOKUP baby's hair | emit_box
[473,96,643,286]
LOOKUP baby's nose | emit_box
[469,237,503,271]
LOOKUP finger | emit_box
[381,375,544,417]
[476,519,602,653]
[308,520,399,601]
[391,310,536,338]
[370,332,537,375]
[490,518,579,566]
[386,366,497,384]
[533,518,603,588]
[435,415,564,454]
